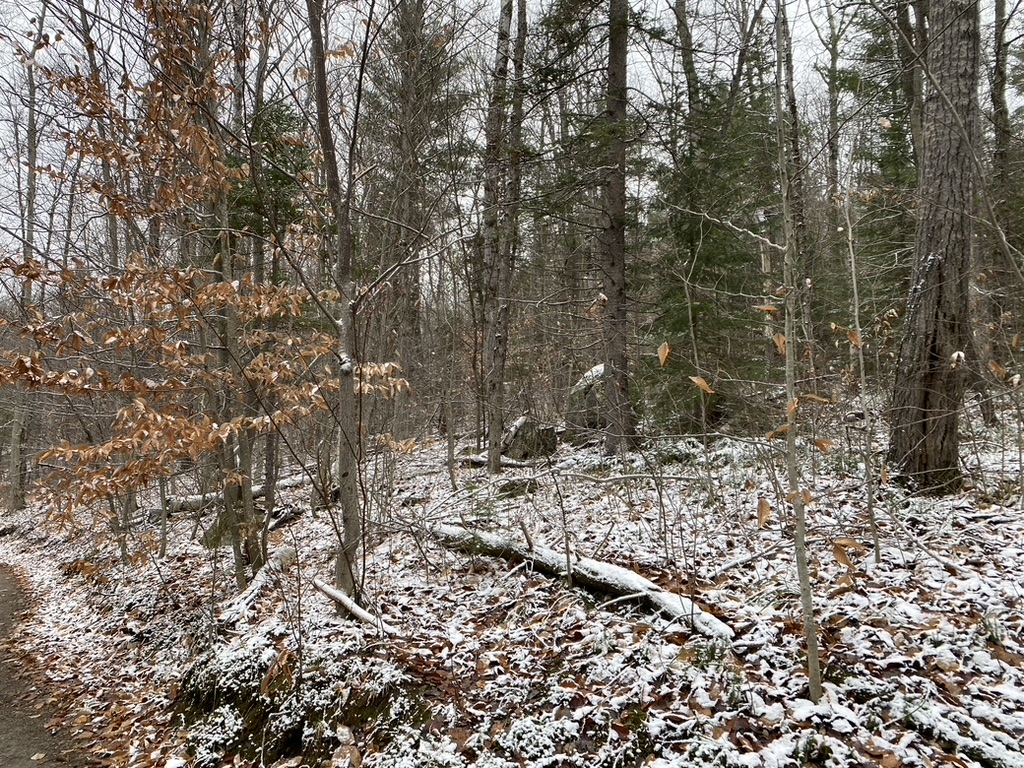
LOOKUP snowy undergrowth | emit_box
[0,418,1022,768]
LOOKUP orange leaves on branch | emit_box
[753,303,780,316]
[658,342,670,368]
[12,354,45,383]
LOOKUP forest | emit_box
[0,0,1022,765]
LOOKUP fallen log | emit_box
[167,473,310,515]
[218,546,297,626]
[313,578,399,636]
[431,524,733,640]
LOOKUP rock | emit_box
[331,744,361,767]
[565,363,606,430]
[502,416,557,460]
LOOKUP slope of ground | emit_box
[0,419,1022,767]
[0,564,98,767]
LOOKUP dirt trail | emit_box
[0,565,92,767]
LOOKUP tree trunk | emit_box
[894,0,925,170]
[7,12,45,513]
[601,0,637,455]
[482,0,515,473]
[306,0,365,604]
[888,0,979,493]
[481,0,527,473]
[775,0,822,703]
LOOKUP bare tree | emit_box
[481,0,527,472]
[305,0,367,603]
[775,0,822,703]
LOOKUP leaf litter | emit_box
[0,417,1022,767]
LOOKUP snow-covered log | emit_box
[312,578,398,636]
[166,473,310,515]
[217,546,297,626]
[459,453,534,468]
[432,524,733,640]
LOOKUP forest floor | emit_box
[0,406,1023,767]
[0,565,97,767]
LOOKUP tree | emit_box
[775,0,822,703]
[887,0,979,492]
[360,0,472,415]
[305,0,366,604]
[5,10,46,512]
[601,0,637,453]
[481,0,527,472]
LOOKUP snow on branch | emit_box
[431,524,733,640]
[166,473,310,515]
[312,578,398,636]
[217,546,297,626]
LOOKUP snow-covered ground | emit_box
[1,416,1023,768]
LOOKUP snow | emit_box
[1,414,1023,767]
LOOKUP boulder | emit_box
[502,415,557,460]
[565,363,606,430]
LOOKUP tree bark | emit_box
[306,0,366,604]
[7,12,46,513]
[888,0,979,493]
[601,0,637,455]
[775,0,822,703]
[482,0,515,473]
[894,0,925,170]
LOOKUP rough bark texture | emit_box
[482,0,515,474]
[601,0,637,454]
[888,0,978,493]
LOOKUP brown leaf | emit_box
[833,541,855,570]
[834,537,868,553]
[757,497,772,528]
[766,424,790,440]
[753,303,780,316]
[801,393,831,405]
[658,341,671,368]
[773,333,787,356]
[690,375,715,395]
[787,398,799,419]
[812,439,834,454]
[848,329,862,348]
[989,359,1008,379]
